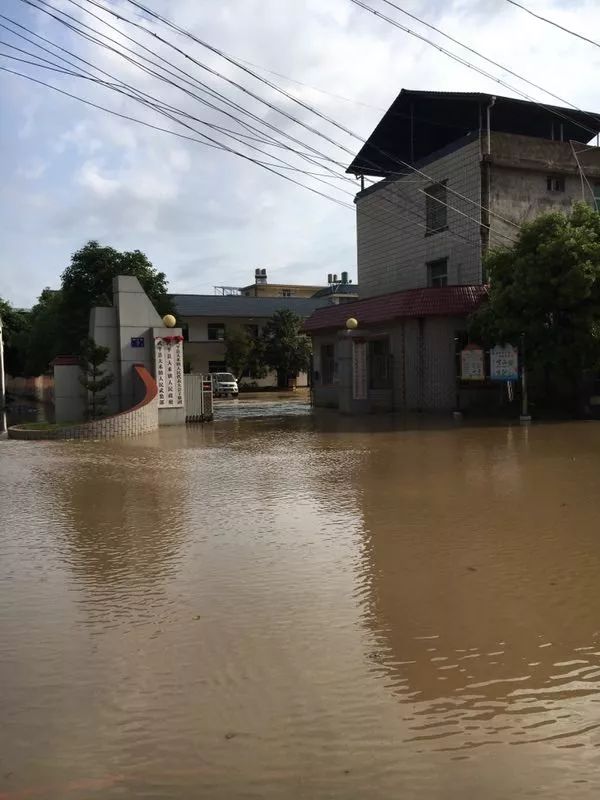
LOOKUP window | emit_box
[207,323,226,341]
[181,322,189,342]
[321,343,335,384]
[208,361,227,373]
[546,175,565,192]
[427,258,448,288]
[425,181,448,234]
[593,183,600,211]
[281,288,292,297]
[369,339,391,390]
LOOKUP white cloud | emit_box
[1,0,600,308]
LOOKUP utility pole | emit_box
[0,313,5,411]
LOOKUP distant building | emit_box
[217,268,359,300]
[240,268,323,298]
[172,294,330,386]
[306,89,600,412]
[175,272,358,385]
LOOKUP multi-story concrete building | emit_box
[306,90,600,412]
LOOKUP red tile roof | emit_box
[304,285,488,333]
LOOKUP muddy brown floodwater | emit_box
[2,402,600,798]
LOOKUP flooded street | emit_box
[2,403,600,798]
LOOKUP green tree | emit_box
[224,328,267,381]
[470,202,600,410]
[79,337,114,420]
[0,297,30,376]
[261,310,312,388]
[59,241,174,350]
[24,288,63,376]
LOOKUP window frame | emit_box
[368,338,391,390]
[320,343,335,385]
[207,322,226,341]
[546,175,565,192]
[425,180,448,236]
[427,257,449,288]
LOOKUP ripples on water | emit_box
[2,404,600,798]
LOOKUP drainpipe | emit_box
[486,95,496,155]
[481,97,496,279]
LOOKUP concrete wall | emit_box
[241,283,322,297]
[488,133,600,245]
[88,306,120,414]
[356,137,484,298]
[112,276,164,411]
[54,362,86,423]
[10,365,158,440]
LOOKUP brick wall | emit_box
[9,365,158,441]
[356,137,484,298]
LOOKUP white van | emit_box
[212,373,239,398]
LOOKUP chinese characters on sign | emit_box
[130,336,145,348]
[490,344,519,381]
[352,340,368,400]
[154,338,184,408]
[460,345,485,381]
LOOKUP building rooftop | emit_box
[173,293,327,318]
[347,89,600,177]
[303,285,488,332]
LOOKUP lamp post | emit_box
[520,332,532,423]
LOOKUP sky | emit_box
[1,0,600,308]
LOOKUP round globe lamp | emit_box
[162,314,177,328]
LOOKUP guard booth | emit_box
[184,374,214,422]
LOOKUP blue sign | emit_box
[131,336,145,348]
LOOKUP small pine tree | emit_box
[79,337,114,419]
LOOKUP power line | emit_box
[232,56,385,112]
[7,0,509,247]
[348,0,599,140]
[73,0,518,241]
[1,63,356,212]
[378,0,600,126]
[20,0,352,177]
[0,47,354,193]
[505,0,600,50]
[18,0,503,242]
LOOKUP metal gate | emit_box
[184,375,214,422]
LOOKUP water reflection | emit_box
[355,423,600,751]
[55,449,184,589]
